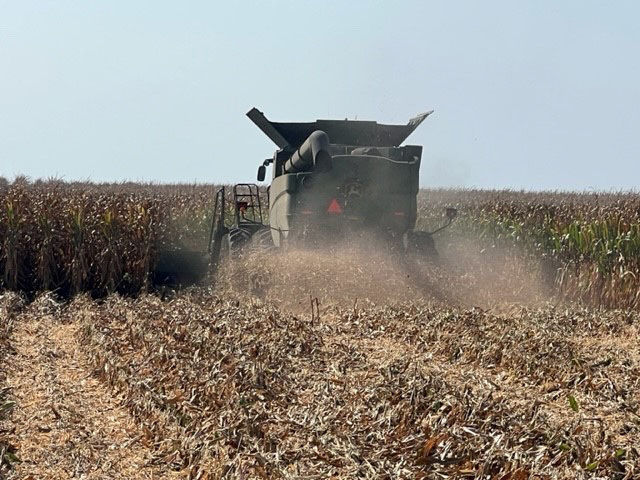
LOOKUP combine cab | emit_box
[207,107,456,268]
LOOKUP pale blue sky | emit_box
[1,1,638,189]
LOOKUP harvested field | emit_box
[1,249,639,479]
[77,254,640,479]
[0,293,22,478]
[1,293,182,479]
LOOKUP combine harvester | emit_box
[155,108,457,284]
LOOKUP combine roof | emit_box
[247,108,432,149]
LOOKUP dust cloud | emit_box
[215,235,555,314]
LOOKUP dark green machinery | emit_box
[207,107,456,268]
[155,108,456,285]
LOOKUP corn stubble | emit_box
[77,293,639,478]
[0,292,22,476]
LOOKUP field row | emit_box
[74,292,640,477]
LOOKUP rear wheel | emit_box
[227,227,252,256]
[251,226,275,251]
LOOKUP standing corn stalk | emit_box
[2,200,20,290]
[70,206,89,294]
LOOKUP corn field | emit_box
[418,189,640,309]
[0,179,220,296]
[1,179,640,309]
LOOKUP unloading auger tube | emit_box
[283,130,332,174]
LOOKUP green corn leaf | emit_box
[3,451,21,464]
[585,461,598,471]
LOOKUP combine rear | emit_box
[208,108,455,264]
[156,108,455,285]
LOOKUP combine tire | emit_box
[227,227,252,256]
[251,226,275,251]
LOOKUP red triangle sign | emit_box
[327,198,343,214]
